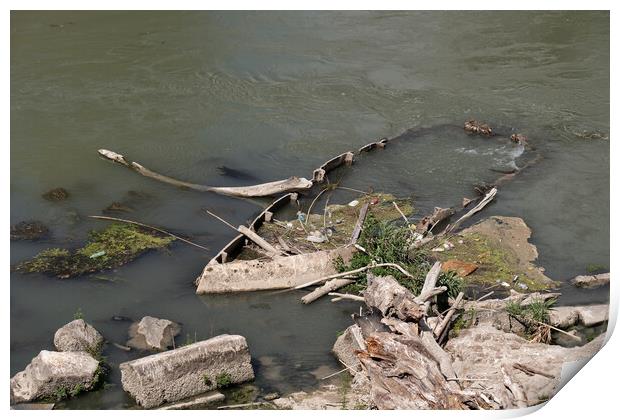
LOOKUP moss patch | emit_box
[432,230,555,291]
[14,223,173,278]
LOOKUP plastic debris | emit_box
[348,200,360,207]
[89,251,106,259]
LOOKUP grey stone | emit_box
[549,307,580,329]
[10,350,100,404]
[571,273,609,289]
[332,325,364,371]
[575,304,608,327]
[54,319,104,353]
[127,316,181,351]
[120,334,254,409]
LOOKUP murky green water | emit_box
[11,11,609,409]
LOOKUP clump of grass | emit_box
[216,373,233,388]
[505,298,556,343]
[586,263,607,274]
[335,214,462,298]
[73,307,84,320]
[13,223,174,278]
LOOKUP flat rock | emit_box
[127,316,181,351]
[574,304,609,327]
[445,324,604,407]
[549,307,580,329]
[438,216,556,289]
[120,334,254,409]
[54,319,104,354]
[10,350,100,404]
[571,273,610,289]
[441,259,478,277]
[159,391,225,410]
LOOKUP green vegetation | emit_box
[73,308,84,320]
[69,384,84,398]
[53,386,68,401]
[216,373,233,388]
[586,263,607,274]
[334,214,463,297]
[14,223,174,278]
[203,374,213,387]
[450,307,477,337]
[505,298,556,343]
[339,372,352,409]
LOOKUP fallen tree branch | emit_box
[88,215,210,252]
[98,149,313,198]
[350,203,370,244]
[433,291,464,338]
[301,278,354,304]
[328,292,366,302]
[512,363,555,379]
[443,187,497,234]
[292,262,415,290]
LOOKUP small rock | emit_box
[431,247,444,252]
[127,316,181,351]
[54,319,104,354]
[500,281,511,288]
[263,392,280,401]
[516,282,528,290]
[348,200,359,207]
[11,350,100,404]
[332,325,364,371]
[42,187,69,202]
[441,260,478,277]
[10,221,49,241]
[571,273,610,289]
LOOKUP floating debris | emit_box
[10,221,49,241]
[42,187,69,202]
[464,120,493,137]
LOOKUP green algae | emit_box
[14,223,173,278]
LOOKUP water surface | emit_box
[10,11,609,408]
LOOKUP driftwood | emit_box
[292,262,414,291]
[433,291,464,338]
[416,207,454,234]
[301,279,355,304]
[237,225,286,257]
[98,149,313,198]
[358,332,467,409]
[328,292,365,302]
[350,203,370,244]
[364,274,425,322]
[443,187,497,234]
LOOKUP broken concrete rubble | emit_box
[127,316,181,351]
[120,334,254,408]
[10,350,100,404]
[54,319,104,354]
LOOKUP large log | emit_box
[120,334,254,409]
[98,149,313,198]
[196,247,354,294]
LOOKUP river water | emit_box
[10,11,609,409]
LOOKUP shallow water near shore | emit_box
[10,11,609,408]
